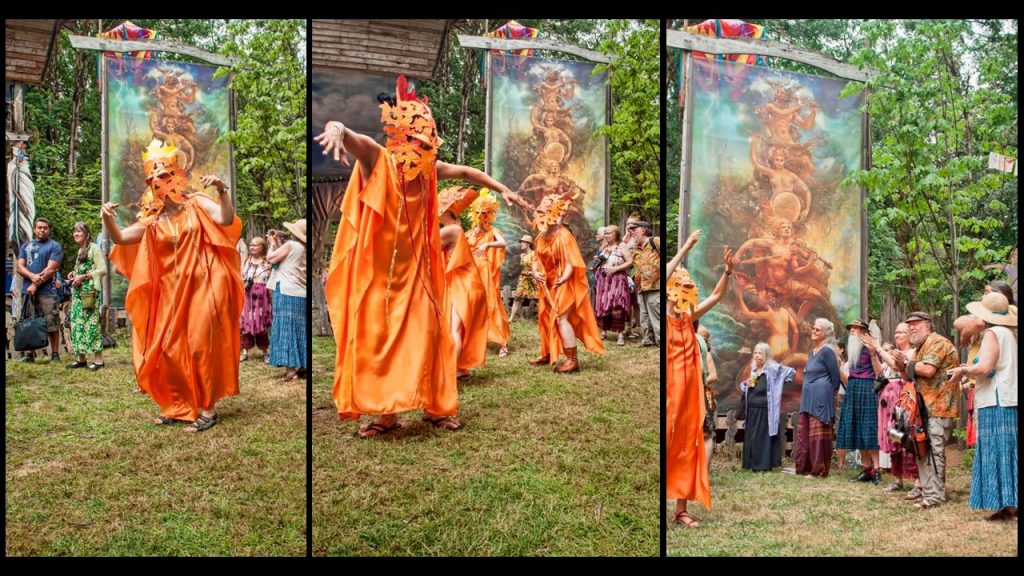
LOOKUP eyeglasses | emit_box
[811,327,822,332]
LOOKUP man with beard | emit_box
[890,311,959,509]
[837,319,883,483]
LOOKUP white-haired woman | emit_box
[794,318,843,477]
[741,341,795,472]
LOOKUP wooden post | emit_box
[678,51,693,253]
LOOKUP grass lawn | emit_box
[5,335,307,556]
[312,319,659,556]
[667,449,1018,556]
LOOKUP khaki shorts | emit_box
[35,295,61,333]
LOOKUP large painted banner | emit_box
[487,54,608,287]
[684,59,864,413]
[103,56,232,305]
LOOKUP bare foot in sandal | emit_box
[359,416,401,438]
[674,510,700,528]
[422,414,464,431]
[183,412,219,433]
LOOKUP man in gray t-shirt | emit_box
[16,217,64,362]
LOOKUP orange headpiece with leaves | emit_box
[438,186,480,218]
[380,75,442,182]
[667,267,699,314]
[533,193,572,233]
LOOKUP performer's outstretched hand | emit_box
[315,121,350,166]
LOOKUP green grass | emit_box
[312,320,659,556]
[667,450,1018,556]
[5,335,307,556]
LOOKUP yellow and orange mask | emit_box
[667,267,699,314]
[380,75,442,182]
[137,139,190,219]
[468,189,499,228]
[533,193,571,233]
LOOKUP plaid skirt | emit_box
[835,377,879,450]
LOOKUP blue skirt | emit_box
[970,405,1018,510]
[835,377,879,450]
[269,288,307,369]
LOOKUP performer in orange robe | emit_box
[104,139,243,432]
[439,187,488,379]
[466,191,511,357]
[665,230,733,527]
[528,193,604,373]
[316,76,531,438]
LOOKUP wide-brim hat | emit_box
[845,319,869,331]
[283,218,306,243]
[438,186,479,218]
[966,292,1017,327]
[519,235,534,245]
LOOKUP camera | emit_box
[590,252,608,272]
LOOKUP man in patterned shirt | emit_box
[891,311,959,509]
[628,221,660,346]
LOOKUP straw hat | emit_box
[519,235,534,246]
[966,292,1017,327]
[283,218,306,243]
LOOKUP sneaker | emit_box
[20,354,35,363]
[883,481,904,492]
[617,333,625,346]
[871,471,881,485]
[51,352,60,362]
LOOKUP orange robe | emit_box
[444,229,488,371]
[665,312,711,508]
[466,226,510,346]
[327,153,457,418]
[534,225,605,362]
[109,200,243,422]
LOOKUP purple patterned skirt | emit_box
[595,268,631,332]
[242,282,273,338]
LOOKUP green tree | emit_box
[219,19,307,235]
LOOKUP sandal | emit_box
[153,416,188,426]
[65,360,88,369]
[914,499,941,509]
[904,487,923,500]
[498,346,509,358]
[183,414,219,433]
[674,511,700,528]
[985,508,1014,522]
[88,362,105,371]
[358,420,401,439]
[456,370,470,381]
[422,414,464,431]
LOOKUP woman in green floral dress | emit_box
[65,222,106,370]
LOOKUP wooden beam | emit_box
[666,29,879,82]
[66,35,238,66]
[457,34,612,64]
